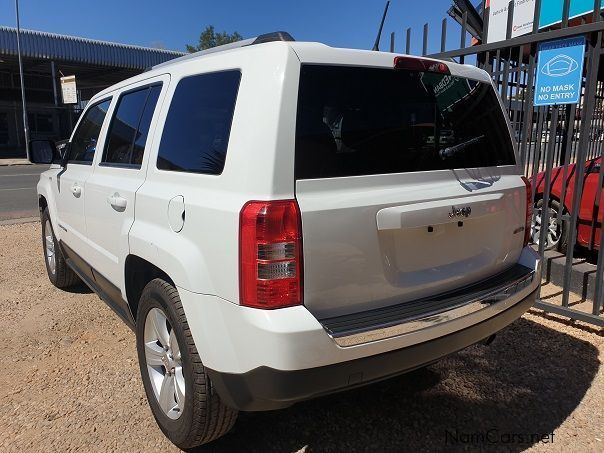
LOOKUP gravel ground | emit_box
[1,222,603,452]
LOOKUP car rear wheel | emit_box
[532,198,568,253]
[41,208,80,288]
[136,278,237,449]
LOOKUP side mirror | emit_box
[29,140,59,165]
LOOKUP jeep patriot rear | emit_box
[31,32,541,448]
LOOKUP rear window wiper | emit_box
[439,135,485,160]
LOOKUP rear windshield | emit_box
[295,65,515,179]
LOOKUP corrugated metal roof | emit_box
[0,26,185,70]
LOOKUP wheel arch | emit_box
[37,182,62,241]
[38,194,48,214]
[534,192,570,213]
[124,254,175,320]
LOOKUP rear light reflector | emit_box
[257,242,295,260]
[521,176,533,246]
[394,56,451,74]
[239,200,303,309]
[257,261,297,280]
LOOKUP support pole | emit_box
[15,0,29,160]
[51,60,58,107]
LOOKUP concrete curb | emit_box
[0,160,32,166]
[542,250,598,302]
[0,217,39,226]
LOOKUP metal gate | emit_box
[398,0,604,326]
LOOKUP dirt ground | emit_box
[1,222,603,452]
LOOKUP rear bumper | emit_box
[207,287,537,411]
[178,247,540,411]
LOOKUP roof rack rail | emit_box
[150,31,295,70]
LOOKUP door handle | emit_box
[71,183,82,198]
[107,193,127,211]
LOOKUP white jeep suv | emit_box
[30,32,541,448]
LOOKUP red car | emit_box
[532,157,603,252]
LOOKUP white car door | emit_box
[84,76,167,292]
[54,98,112,260]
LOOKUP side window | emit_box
[103,84,162,167]
[68,99,111,163]
[157,70,241,174]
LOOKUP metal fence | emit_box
[399,0,604,326]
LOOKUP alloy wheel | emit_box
[143,307,185,420]
[532,202,562,249]
[44,220,56,275]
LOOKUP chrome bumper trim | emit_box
[323,267,535,347]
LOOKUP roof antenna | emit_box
[372,1,390,51]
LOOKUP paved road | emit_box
[0,165,49,222]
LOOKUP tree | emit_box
[186,26,242,52]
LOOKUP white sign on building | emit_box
[60,75,78,104]
[487,0,536,44]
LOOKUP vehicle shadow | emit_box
[195,317,599,453]
[61,282,93,294]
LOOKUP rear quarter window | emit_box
[295,65,515,179]
[157,70,241,175]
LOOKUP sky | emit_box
[0,0,466,55]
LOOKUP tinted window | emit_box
[0,113,8,144]
[103,85,162,166]
[295,65,515,179]
[68,99,111,163]
[157,70,241,174]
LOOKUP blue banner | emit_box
[540,0,601,28]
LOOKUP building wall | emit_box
[0,66,84,158]
[0,27,184,159]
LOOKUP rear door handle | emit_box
[71,183,82,198]
[107,193,127,211]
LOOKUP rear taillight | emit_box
[522,176,533,246]
[239,200,303,309]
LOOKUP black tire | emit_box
[41,208,80,288]
[534,198,569,254]
[136,279,237,449]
